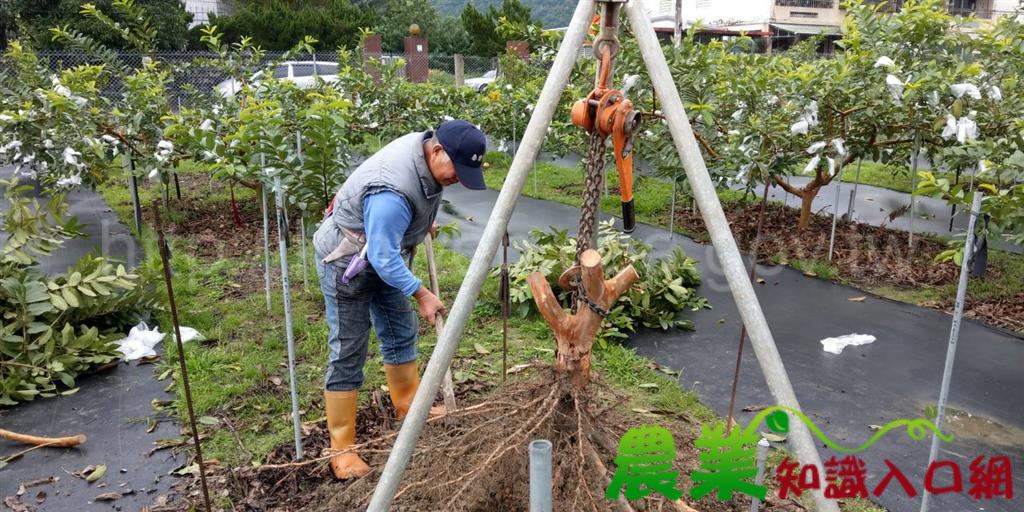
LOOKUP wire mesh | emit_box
[0,50,500,108]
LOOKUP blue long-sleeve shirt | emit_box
[363,191,422,296]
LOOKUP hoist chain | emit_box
[576,131,607,261]
[568,131,609,316]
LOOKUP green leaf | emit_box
[198,416,220,426]
[61,287,80,308]
[925,404,938,421]
[85,464,107,483]
[50,292,69,311]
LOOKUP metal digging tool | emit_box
[153,201,212,512]
[423,232,458,422]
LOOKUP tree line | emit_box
[0,0,539,56]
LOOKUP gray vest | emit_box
[313,131,443,267]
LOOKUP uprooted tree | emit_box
[528,248,639,387]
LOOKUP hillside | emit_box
[431,0,576,28]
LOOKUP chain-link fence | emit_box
[1,50,500,109]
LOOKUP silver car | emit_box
[215,61,340,96]
[464,69,497,92]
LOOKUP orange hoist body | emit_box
[570,39,640,232]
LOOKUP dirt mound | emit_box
[219,369,801,512]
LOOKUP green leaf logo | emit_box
[766,410,790,433]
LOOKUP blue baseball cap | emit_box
[436,120,487,190]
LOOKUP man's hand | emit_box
[430,221,439,239]
[413,286,446,326]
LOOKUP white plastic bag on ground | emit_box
[174,326,204,343]
[113,323,204,360]
[115,322,165,360]
[820,333,877,355]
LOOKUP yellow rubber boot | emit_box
[383,361,447,420]
[324,390,370,480]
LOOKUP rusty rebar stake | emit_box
[725,180,772,433]
[153,200,212,511]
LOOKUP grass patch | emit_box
[789,258,844,282]
[839,160,912,193]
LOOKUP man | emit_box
[313,119,487,479]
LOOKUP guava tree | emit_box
[0,41,107,190]
[918,6,1024,254]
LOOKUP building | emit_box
[184,0,233,27]
[640,0,1021,52]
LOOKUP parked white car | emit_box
[464,69,497,92]
[215,61,340,97]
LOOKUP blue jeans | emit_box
[316,259,419,391]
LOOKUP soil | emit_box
[143,174,309,297]
[167,368,807,512]
[673,201,1023,334]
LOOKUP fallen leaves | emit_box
[742,405,768,412]
[803,271,819,278]
[94,491,122,502]
[3,496,28,512]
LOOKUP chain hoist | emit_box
[573,0,640,259]
[560,0,641,312]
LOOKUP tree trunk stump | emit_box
[527,249,639,387]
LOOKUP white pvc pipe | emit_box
[296,131,309,292]
[365,3,597,510]
[909,132,921,248]
[625,4,837,511]
[529,439,553,512]
[669,176,677,241]
[274,176,304,459]
[828,159,843,261]
[919,191,983,512]
[261,154,272,312]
